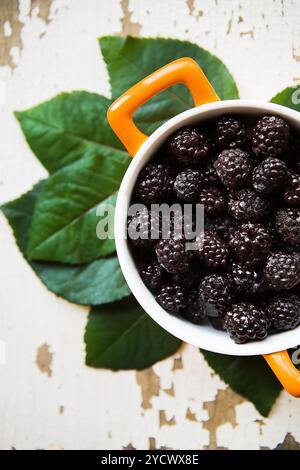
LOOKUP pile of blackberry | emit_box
[128,114,300,344]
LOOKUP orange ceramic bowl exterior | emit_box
[107,57,300,398]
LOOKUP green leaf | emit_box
[85,296,182,370]
[27,152,129,264]
[1,183,130,305]
[15,92,129,174]
[201,350,282,417]
[271,86,300,111]
[199,86,300,416]
[100,36,239,135]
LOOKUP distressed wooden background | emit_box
[1,0,300,450]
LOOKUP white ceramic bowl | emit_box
[115,99,300,356]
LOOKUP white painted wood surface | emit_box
[1,0,300,450]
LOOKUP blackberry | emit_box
[174,169,203,202]
[283,173,300,207]
[214,149,253,189]
[167,126,211,167]
[127,208,160,248]
[252,115,290,158]
[199,186,227,217]
[228,263,265,296]
[140,261,164,291]
[135,163,174,204]
[252,157,288,194]
[275,208,300,248]
[155,235,192,274]
[195,230,229,269]
[228,189,271,222]
[268,294,300,331]
[216,115,247,149]
[229,223,272,267]
[224,303,268,343]
[264,252,300,290]
[182,290,206,324]
[205,216,236,241]
[202,159,222,186]
[156,284,187,313]
[199,274,233,317]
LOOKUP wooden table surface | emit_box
[1,0,300,450]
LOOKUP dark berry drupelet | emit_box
[264,252,300,291]
[268,294,300,331]
[228,189,271,222]
[252,115,290,159]
[216,115,247,150]
[181,290,206,324]
[208,316,226,331]
[135,163,174,204]
[156,284,187,313]
[199,186,227,217]
[224,303,268,343]
[155,235,192,274]
[283,173,300,207]
[199,274,233,317]
[166,126,211,167]
[174,169,203,202]
[214,149,253,189]
[275,208,300,248]
[140,261,164,291]
[127,208,161,249]
[202,159,222,186]
[195,230,229,269]
[228,263,265,296]
[252,157,288,194]
[229,223,272,267]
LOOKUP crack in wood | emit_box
[240,29,254,39]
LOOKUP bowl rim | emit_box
[115,99,300,356]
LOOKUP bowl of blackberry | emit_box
[108,58,300,395]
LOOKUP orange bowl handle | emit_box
[107,57,220,156]
[263,350,300,397]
